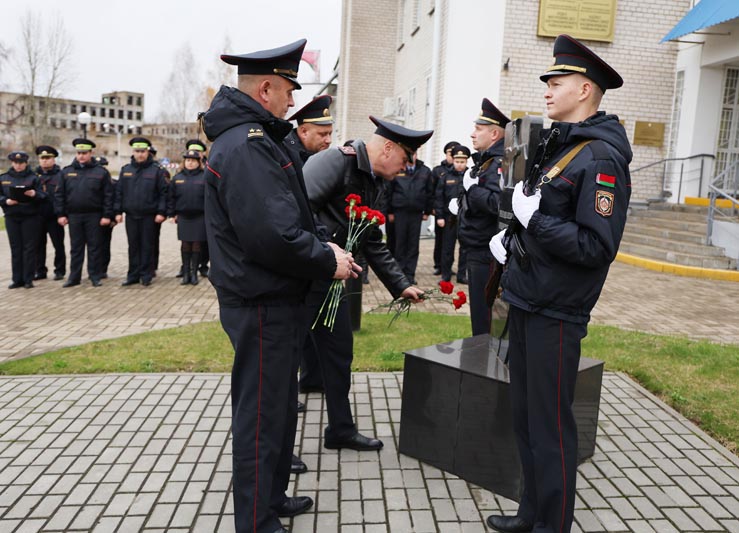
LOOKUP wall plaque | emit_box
[538,0,617,43]
[633,121,665,147]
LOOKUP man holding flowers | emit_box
[302,116,432,451]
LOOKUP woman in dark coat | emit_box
[0,151,46,288]
[167,150,206,285]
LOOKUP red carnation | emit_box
[345,193,362,206]
[439,280,454,294]
[369,210,386,225]
[355,205,370,219]
[452,291,467,309]
[345,205,355,219]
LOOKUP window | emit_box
[71,104,77,114]
[127,95,133,105]
[118,110,123,119]
[136,96,142,106]
[109,108,115,118]
[412,0,422,32]
[715,67,739,176]
[136,111,142,120]
[91,107,97,117]
[128,111,133,120]
[397,0,407,48]
[81,105,87,112]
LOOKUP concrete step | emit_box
[619,242,737,269]
[621,231,726,257]
[623,223,706,244]
[626,214,707,234]
[629,208,707,223]
[649,202,710,215]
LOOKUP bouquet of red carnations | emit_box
[312,194,386,331]
[373,279,467,326]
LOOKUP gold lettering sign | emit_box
[538,0,617,43]
[633,121,665,147]
[511,110,544,120]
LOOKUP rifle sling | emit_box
[541,140,592,182]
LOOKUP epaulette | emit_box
[338,146,356,156]
[588,140,609,160]
[247,127,265,139]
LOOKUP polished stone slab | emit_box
[398,334,603,502]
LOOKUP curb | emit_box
[616,252,739,282]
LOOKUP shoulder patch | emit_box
[247,128,264,139]
[595,190,614,217]
[339,146,357,156]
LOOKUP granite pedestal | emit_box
[398,334,603,502]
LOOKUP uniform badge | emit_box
[595,190,614,217]
[247,128,263,139]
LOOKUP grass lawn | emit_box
[0,313,736,453]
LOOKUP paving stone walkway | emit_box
[1,221,738,532]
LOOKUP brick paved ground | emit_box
[1,223,738,532]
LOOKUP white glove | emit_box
[447,198,459,216]
[489,229,507,264]
[512,181,541,229]
[462,170,479,191]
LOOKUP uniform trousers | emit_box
[220,304,302,533]
[99,224,114,275]
[68,213,102,283]
[507,305,586,533]
[440,219,466,281]
[124,215,156,283]
[36,215,65,277]
[305,279,357,440]
[151,220,162,274]
[6,215,41,285]
[466,247,494,336]
[392,208,423,281]
[300,332,324,391]
[433,223,444,270]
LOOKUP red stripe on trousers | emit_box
[254,305,263,533]
[557,320,566,533]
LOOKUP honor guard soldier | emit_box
[114,137,169,286]
[202,39,358,533]
[458,99,509,335]
[486,35,631,533]
[430,141,459,275]
[285,94,334,163]
[386,151,434,284]
[302,116,430,452]
[34,145,66,281]
[435,144,469,283]
[1,151,46,288]
[55,139,114,287]
[167,150,206,285]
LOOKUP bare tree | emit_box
[158,43,203,123]
[199,35,237,111]
[11,10,74,145]
[0,41,10,86]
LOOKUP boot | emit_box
[180,251,191,285]
[190,252,200,285]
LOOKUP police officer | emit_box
[114,137,168,287]
[303,116,430,452]
[386,151,434,284]
[176,140,209,279]
[285,94,334,163]
[167,149,205,285]
[95,156,114,278]
[1,152,46,288]
[55,139,114,287]
[284,95,336,400]
[34,145,66,281]
[458,99,509,335]
[435,144,469,283]
[486,35,631,533]
[202,39,357,533]
[430,141,459,275]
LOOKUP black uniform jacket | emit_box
[167,168,205,217]
[387,160,434,215]
[434,167,464,222]
[458,140,504,249]
[303,139,410,299]
[55,159,114,218]
[0,168,46,217]
[284,129,312,164]
[202,85,336,306]
[502,112,632,324]
[35,164,63,219]
[114,155,169,217]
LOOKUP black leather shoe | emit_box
[299,384,324,394]
[324,432,383,451]
[24,282,34,289]
[433,267,441,275]
[456,276,468,285]
[53,273,65,281]
[276,495,313,517]
[199,267,209,277]
[34,273,47,280]
[91,279,102,287]
[271,528,288,533]
[141,279,152,286]
[63,280,80,288]
[297,400,306,413]
[486,514,533,533]
[8,282,22,289]
[291,455,308,474]
[121,279,139,286]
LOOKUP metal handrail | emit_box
[631,153,715,201]
[706,159,739,245]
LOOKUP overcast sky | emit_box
[2,0,342,122]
